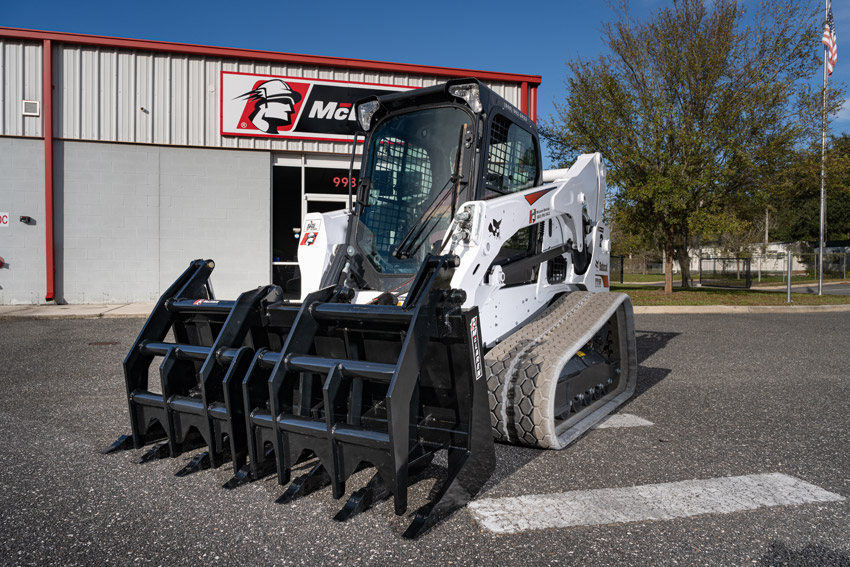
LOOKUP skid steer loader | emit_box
[103,78,637,538]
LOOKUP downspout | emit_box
[43,39,54,301]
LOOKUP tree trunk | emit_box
[664,239,675,294]
[676,244,692,289]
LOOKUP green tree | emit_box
[770,134,850,243]
[543,0,843,292]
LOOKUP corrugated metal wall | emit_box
[0,39,43,138]
[1,39,524,154]
[53,44,521,154]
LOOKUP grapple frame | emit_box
[106,254,495,538]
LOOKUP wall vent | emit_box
[22,100,40,117]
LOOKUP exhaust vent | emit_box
[22,100,40,117]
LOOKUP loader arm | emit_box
[445,153,612,347]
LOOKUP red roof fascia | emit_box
[0,27,542,86]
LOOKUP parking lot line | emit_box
[469,473,845,534]
[593,413,654,428]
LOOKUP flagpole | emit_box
[819,0,829,296]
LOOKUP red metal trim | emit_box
[43,38,54,301]
[1,27,541,86]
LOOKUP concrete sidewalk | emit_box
[0,302,156,319]
[2,301,850,320]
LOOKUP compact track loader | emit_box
[104,79,637,538]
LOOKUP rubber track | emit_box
[485,291,637,450]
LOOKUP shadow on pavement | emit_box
[760,541,850,567]
[479,329,679,498]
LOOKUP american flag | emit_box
[822,5,838,76]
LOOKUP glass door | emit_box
[272,155,360,299]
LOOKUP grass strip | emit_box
[612,284,850,306]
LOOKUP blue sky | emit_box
[2,0,847,167]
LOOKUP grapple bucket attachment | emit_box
[261,254,495,538]
[103,259,289,476]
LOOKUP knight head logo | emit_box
[237,79,303,133]
[488,219,502,239]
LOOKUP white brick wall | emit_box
[55,141,270,304]
[0,138,46,304]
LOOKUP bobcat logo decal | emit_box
[488,219,502,239]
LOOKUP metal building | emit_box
[0,28,540,304]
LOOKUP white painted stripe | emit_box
[469,473,844,534]
[593,413,654,428]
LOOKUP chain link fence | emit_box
[748,252,848,283]
[622,256,665,275]
[610,255,624,284]
[612,251,848,285]
[699,257,752,288]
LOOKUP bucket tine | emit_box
[275,463,332,504]
[100,434,134,455]
[175,452,213,477]
[138,442,170,464]
[333,472,389,522]
[334,446,434,522]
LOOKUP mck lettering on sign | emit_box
[221,72,413,142]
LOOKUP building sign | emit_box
[0,212,9,228]
[220,72,413,142]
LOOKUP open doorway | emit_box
[272,161,359,299]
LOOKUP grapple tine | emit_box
[223,447,278,489]
[334,447,434,522]
[275,464,331,504]
[137,442,170,464]
[402,448,474,539]
[222,462,252,490]
[333,473,389,522]
[100,434,135,455]
[175,451,213,477]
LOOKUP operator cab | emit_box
[349,79,542,294]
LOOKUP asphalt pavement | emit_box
[0,313,848,566]
[779,282,850,296]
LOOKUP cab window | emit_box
[484,114,539,197]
